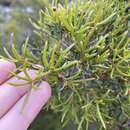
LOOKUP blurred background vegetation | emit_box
[0,0,49,54]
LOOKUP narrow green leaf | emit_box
[96,103,106,129]
[43,41,49,68]
[49,44,57,69]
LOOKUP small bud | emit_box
[58,74,65,80]
[53,6,57,11]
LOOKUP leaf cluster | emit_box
[1,0,130,130]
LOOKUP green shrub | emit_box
[1,0,130,130]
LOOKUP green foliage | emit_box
[29,110,62,130]
[1,0,130,130]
